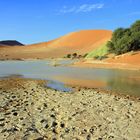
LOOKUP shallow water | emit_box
[47,80,73,92]
[0,60,140,97]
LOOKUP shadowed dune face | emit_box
[0,40,24,47]
[0,30,112,59]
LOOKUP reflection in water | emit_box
[46,80,73,92]
[108,76,140,96]
[0,60,140,97]
[54,76,107,89]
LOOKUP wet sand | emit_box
[0,78,140,140]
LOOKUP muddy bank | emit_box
[0,78,140,140]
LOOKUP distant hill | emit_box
[0,40,24,47]
[0,30,112,59]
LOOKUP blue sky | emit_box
[0,0,140,44]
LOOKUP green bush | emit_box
[72,53,77,58]
[67,54,71,58]
[131,20,140,32]
[94,55,108,60]
[83,53,88,57]
[94,56,99,59]
[107,20,140,54]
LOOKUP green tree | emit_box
[131,20,140,32]
[107,41,114,53]
[130,32,140,50]
[67,54,71,58]
[114,35,132,54]
[111,28,125,43]
[107,20,140,55]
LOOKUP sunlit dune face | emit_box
[0,30,112,59]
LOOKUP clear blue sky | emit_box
[0,0,140,44]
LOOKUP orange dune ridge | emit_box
[0,30,112,59]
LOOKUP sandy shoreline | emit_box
[1,57,140,71]
[71,51,140,71]
[71,60,140,71]
[0,78,140,140]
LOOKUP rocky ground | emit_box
[0,78,140,140]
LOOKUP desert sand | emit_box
[72,51,140,70]
[0,78,140,140]
[0,30,112,60]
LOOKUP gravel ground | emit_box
[0,78,140,140]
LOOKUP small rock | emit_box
[50,114,55,118]
[0,118,5,121]
[20,117,24,120]
[45,124,49,129]
[13,112,18,116]
[52,121,57,127]
[44,103,47,108]
[65,128,70,133]
[86,134,91,140]
[60,123,65,128]
[12,95,16,98]
[34,137,44,140]
[1,129,7,133]
[5,112,11,115]
[0,123,5,127]
[52,128,57,134]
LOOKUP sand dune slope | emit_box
[106,51,140,65]
[0,30,112,59]
[73,51,140,70]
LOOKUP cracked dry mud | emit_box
[0,78,140,140]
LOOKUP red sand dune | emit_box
[73,51,140,70]
[0,30,112,59]
[106,51,140,65]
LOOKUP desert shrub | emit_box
[72,53,77,58]
[100,55,108,60]
[131,20,140,32]
[94,56,99,60]
[78,55,82,58]
[107,41,115,53]
[107,20,140,54]
[66,54,71,58]
[83,53,88,57]
[94,55,108,60]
